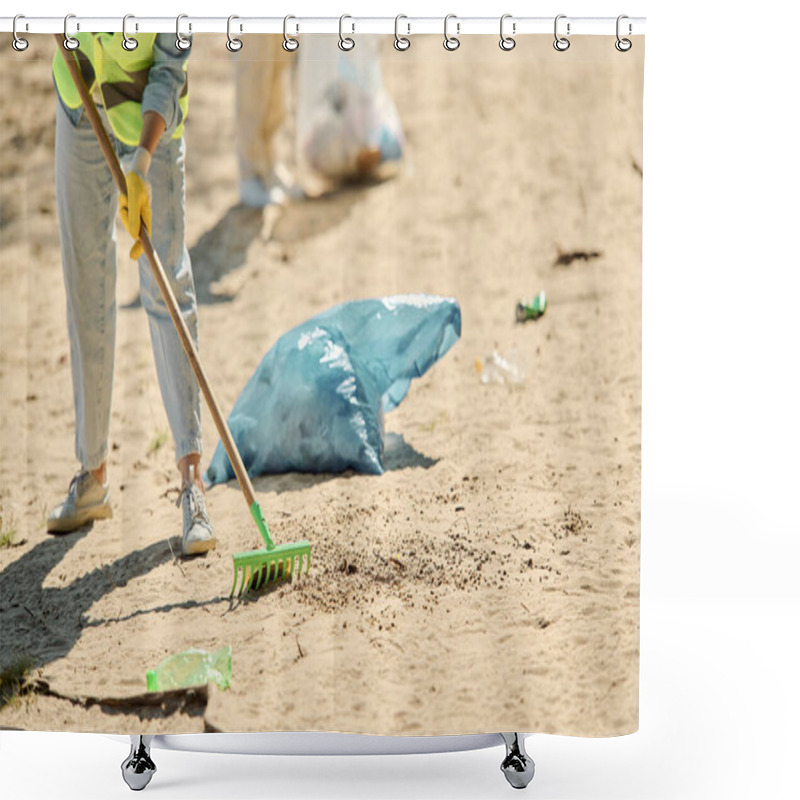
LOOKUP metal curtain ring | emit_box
[338,15,355,51]
[122,14,138,51]
[553,14,570,51]
[499,14,516,51]
[12,14,29,51]
[394,15,410,51]
[443,14,460,51]
[283,15,299,52]
[227,15,243,52]
[63,13,80,50]
[176,14,191,51]
[615,14,632,51]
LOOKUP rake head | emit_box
[231,541,311,596]
[229,501,311,597]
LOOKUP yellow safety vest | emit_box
[53,32,189,146]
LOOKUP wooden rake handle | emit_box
[55,37,260,511]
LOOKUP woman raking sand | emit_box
[46,31,216,556]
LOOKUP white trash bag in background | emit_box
[296,35,405,186]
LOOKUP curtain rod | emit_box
[2,16,646,37]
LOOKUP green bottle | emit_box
[146,646,232,692]
[515,290,547,322]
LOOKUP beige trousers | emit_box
[234,35,294,183]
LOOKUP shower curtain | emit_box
[0,28,643,739]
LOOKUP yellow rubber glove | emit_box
[118,147,153,260]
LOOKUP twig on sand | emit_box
[373,549,405,572]
[554,248,602,267]
[167,537,187,578]
[296,636,305,659]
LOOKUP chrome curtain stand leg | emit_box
[121,735,157,791]
[500,733,535,789]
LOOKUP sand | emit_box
[0,34,642,736]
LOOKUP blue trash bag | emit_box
[204,295,461,485]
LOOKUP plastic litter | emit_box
[205,295,461,485]
[297,35,405,183]
[146,646,232,692]
[475,348,525,385]
[515,290,547,322]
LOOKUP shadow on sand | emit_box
[0,526,231,696]
[122,183,375,309]
[208,433,439,502]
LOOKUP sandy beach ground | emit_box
[0,35,642,736]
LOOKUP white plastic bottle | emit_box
[476,348,525,385]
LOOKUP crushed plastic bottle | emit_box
[146,646,232,692]
[515,290,547,322]
[475,348,525,385]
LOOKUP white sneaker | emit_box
[177,483,217,556]
[47,470,112,534]
[239,165,305,208]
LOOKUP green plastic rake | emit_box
[230,501,311,596]
[57,41,311,597]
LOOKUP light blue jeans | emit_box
[55,99,202,471]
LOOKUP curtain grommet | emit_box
[122,14,138,51]
[283,15,299,52]
[63,13,80,51]
[443,14,460,51]
[553,14,570,52]
[226,15,243,52]
[499,14,516,51]
[12,14,29,51]
[394,15,411,51]
[175,14,191,51]
[338,14,355,51]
